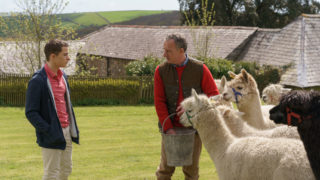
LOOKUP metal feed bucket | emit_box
[161,113,196,167]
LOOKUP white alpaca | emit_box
[217,105,300,139]
[262,84,291,105]
[210,76,233,107]
[180,90,314,180]
[223,69,276,129]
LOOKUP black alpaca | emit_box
[269,90,320,180]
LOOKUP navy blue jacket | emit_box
[25,67,79,150]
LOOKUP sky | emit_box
[0,0,180,13]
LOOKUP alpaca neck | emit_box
[226,115,256,137]
[196,109,235,160]
[298,122,320,179]
[237,91,267,129]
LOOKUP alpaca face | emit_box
[262,84,291,105]
[269,105,287,125]
[223,69,257,103]
[180,97,198,127]
[180,89,213,128]
[262,91,279,105]
[262,86,275,104]
[269,90,320,126]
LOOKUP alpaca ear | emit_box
[241,69,249,83]
[221,76,227,88]
[192,89,200,103]
[192,88,198,97]
[228,71,236,79]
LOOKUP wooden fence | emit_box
[0,74,154,106]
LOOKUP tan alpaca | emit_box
[223,69,276,129]
[217,105,300,139]
[180,90,314,180]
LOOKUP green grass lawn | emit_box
[0,106,218,180]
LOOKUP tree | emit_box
[1,0,77,73]
[181,0,216,58]
[179,0,245,26]
[181,0,215,26]
[179,0,320,28]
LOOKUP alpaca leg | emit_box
[182,133,202,180]
[156,138,175,180]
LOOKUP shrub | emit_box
[194,57,285,93]
[126,55,287,93]
[202,57,233,78]
[125,56,164,76]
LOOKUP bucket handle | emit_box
[161,113,177,134]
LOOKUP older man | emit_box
[154,34,219,180]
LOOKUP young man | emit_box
[154,34,219,180]
[25,39,79,180]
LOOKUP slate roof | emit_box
[0,41,85,75]
[1,14,319,88]
[80,25,258,60]
[237,14,320,87]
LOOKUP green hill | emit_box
[0,10,175,39]
[59,10,172,26]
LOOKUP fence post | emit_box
[139,76,143,102]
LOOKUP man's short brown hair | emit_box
[44,39,69,61]
[166,34,188,52]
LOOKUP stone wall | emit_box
[76,53,134,77]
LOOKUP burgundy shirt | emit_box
[44,64,69,128]
[154,63,219,132]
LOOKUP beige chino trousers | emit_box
[42,126,72,180]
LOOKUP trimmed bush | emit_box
[0,75,154,106]
[68,77,141,105]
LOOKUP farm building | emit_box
[0,14,319,88]
[78,14,320,88]
[236,14,320,88]
[0,41,85,75]
[78,25,258,76]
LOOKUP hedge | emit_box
[0,75,153,106]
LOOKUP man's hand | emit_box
[176,105,185,117]
[166,128,176,135]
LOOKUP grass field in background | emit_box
[0,106,218,180]
[60,10,171,27]
[97,10,171,23]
